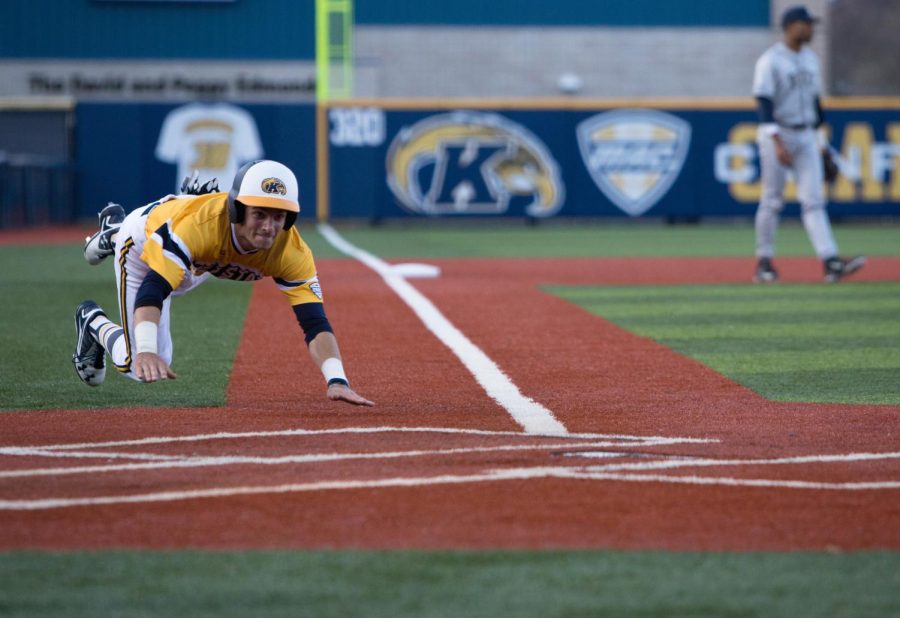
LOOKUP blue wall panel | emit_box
[1,0,768,60]
[0,0,314,59]
[356,0,769,26]
[75,102,317,219]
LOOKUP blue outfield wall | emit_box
[355,0,769,27]
[74,101,900,221]
[326,103,900,220]
[0,0,315,59]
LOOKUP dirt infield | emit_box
[0,226,96,246]
[1,252,898,551]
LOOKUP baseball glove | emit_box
[822,149,839,183]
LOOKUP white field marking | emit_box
[2,464,899,511]
[391,263,442,278]
[318,223,568,436]
[0,440,618,479]
[5,426,716,453]
[579,450,900,473]
[0,447,186,462]
[550,469,900,491]
[0,468,564,511]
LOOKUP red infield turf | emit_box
[1,228,898,550]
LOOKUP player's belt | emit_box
[780,123,814,130]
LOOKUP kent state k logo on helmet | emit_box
[261,177,287,195]
[577,109,691,217]
[386,112,565,217]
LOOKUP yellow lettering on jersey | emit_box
[833,123,883,201]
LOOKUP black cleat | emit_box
[753,257,778,283]
[824,255,866,283]
[83,203,125,265]
[72,300,107,386]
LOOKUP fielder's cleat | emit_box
[72,300,107,387]
[753,257,778,283]
[180,170,220,196]
[83,202,125,265]
[824,255,866,283]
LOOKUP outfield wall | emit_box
[322,99,900,220]
[73,103,318,220]
[67,99,900,221]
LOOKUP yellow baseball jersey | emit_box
[139,192,322,306]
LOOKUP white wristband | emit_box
[135,321,158,354]
[760,123,779,137]
[321,357,348,386]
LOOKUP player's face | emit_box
[787,20,814,44]
[235,206,287,250]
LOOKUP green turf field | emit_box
[0,245,249,410]
[301,220,900,259]
[548,282,900,404]
[1,222,897,617]
[1,550,897,618]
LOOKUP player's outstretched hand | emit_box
[327,383,375,406]
[134,352,178,383]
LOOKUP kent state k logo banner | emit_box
[577,109,691,216]
[386,111,565,217]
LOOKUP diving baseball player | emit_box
[73,160,374,406]
[752,5,865,283]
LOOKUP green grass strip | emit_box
[0,550,897,618]
[306,221,900,259]
[548,282,900,404]
[0,245,250,411]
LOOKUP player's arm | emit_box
[753,55,792,166]
[293,302,374,407]
[132,270,177,383]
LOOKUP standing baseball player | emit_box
[752,5,865,283]
[73,159,373,406]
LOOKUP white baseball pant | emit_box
[755,126,837,260]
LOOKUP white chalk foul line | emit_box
[318,223,567,436]
[553,469,900,491]
[0,469,553,511]
[5,426,715,453]
[581,450,900,473]
[0,440,628,479]
[0,447,186,463]
[2,464,898,511]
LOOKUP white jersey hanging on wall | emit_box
[155,102,263,193]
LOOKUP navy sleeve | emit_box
[814,96,825,127]
[755,96,775,124]
[135,269,174,310]
[292,302,334,345]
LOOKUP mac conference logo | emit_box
[577,109,691,216]
[386,111,565,217]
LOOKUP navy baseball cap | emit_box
[781,5,819,29]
